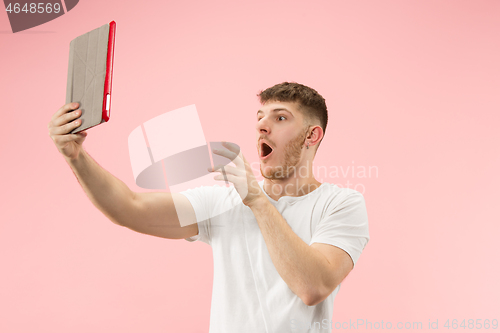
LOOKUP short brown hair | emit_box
[257,82,328,144]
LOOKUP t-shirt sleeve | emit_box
[179,186,213,245]
[179,184,241,245]
[309,191,370,268]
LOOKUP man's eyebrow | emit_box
[256,108,293,116]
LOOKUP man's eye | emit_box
[278,116,286,121]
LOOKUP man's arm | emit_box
[248,197,353,306]
[208,142,353,305]
[49,102,198,240]
[66,149,199,239]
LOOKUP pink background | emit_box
[1,0,499,332]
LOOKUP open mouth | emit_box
[260,141,274,159]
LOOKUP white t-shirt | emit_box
[181,180,369,333]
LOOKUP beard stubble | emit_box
[260,128,308,180]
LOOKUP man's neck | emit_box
[262,175,322,201]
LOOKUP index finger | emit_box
[52,102,79,121]
[221,141,240,154]
[222,141,248,165]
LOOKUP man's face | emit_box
[255,101,309,179]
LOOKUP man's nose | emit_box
[255,117,271,134]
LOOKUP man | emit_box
[48,82,369,332]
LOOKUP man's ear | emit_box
[307,125,324,147]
